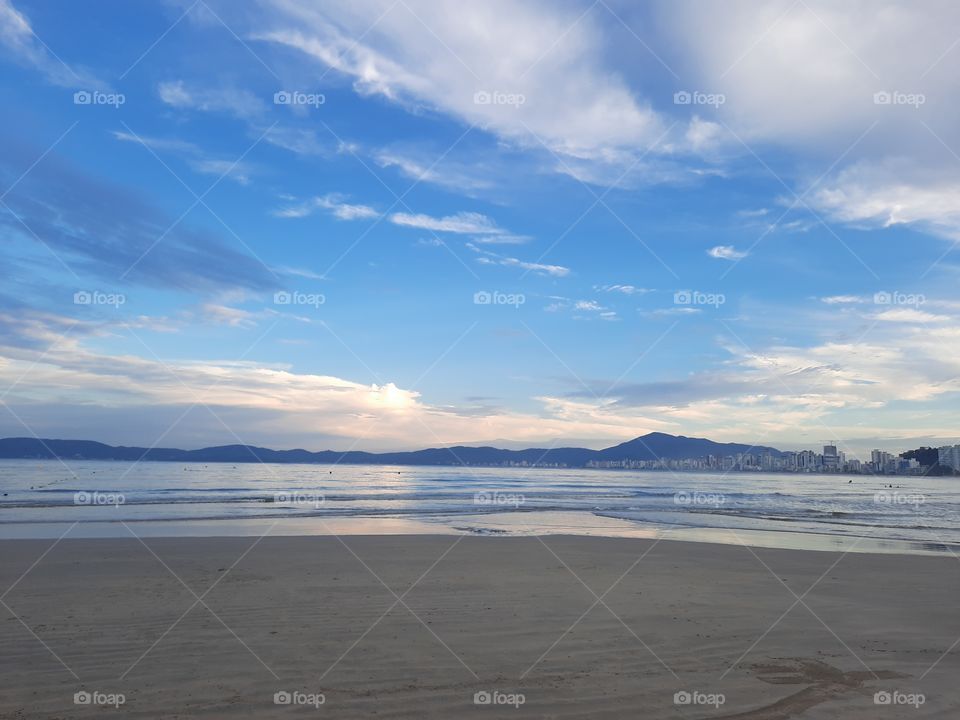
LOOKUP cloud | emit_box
[156,79,330,157]
[195,303,259,328]
[262,126,327,155]
[820,295,864,305]
[708,245,748,260]
[594,284,654,295]
[275,197,531,248]
[661,1,959,148]
[642,307,701,317]
[0,0,104,87]
[736,208,770,218]
[561,302,960,452]
[0,135,277,293]
[469,234,531,245]
[811,159,960,241]
[468,244,570,277]
[390,210,533,245]
[0,310,670,450]
[247,0,670,160]
[374,148,494,193]
[570,300,617,320]
[389,210,504,235]
[112,131,255,185]
[275,193,379,220]
[873,308,951,324]
[158,79,267,120]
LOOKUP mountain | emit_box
[0,433,782,467]
[596,432,782,461]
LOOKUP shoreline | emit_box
[1,534,955,718]
[0,512,957,557]
[1,454,945,477]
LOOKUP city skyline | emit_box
[1,0,959,457]
[2,432,958,476]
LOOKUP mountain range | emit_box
[0,433,782,467]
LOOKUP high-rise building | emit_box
[822,444,840,471]
[939,445,960,471]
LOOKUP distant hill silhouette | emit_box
[0,433,782,467]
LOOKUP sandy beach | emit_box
[1,534,957,718]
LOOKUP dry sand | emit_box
[1,534,957,718]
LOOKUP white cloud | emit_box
[263,126,327,155]
[249,0,670,161]
[0,310,670,449]
[594,284,654,295]
[374,149,494,193]
[196,303,258,328]
[469,234,531,245]
[708,245,748,260]
[811,160,960,241]
[275,193,379,221]
[158,80,267,120]
[277,199,530,246]
[873,308,951,324]
[0,0,104,87]
[112,131,255,185]
[644,307,701,316]
[820,295,864,305]
[736,208,770,218]
[389,210,503,235]
[469,243,570,277]
[663,1,959,146]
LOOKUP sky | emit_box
[1,0,959,458]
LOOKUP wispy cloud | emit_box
[390,210,503,235]
[0,0,104,87]
[158,79,267,120]
[594,284,654,295]
[113,131,255,185]
[0,135,277,293]
[468,243,569,277]
[275,193,379,220]
[642,307,701,317]
[820,295,864,305]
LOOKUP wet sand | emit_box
[1,534,957,718]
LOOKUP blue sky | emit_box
[1,0,959,456]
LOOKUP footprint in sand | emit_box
[715,658,906,719]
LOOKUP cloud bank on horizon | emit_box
[0,0,958,456]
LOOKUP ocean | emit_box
[1,459,958,555]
